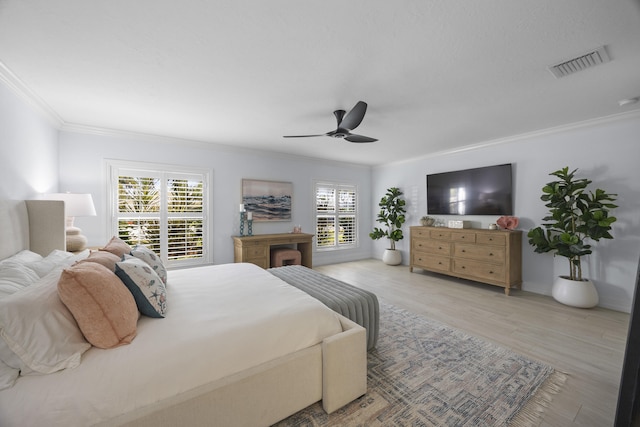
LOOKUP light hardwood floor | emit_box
[315,259,630,427]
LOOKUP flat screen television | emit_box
[427,163,513,215]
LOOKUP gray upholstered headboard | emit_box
[0,200,66,259]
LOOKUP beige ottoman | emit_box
[270,248,301,268]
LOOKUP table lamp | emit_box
[45,193,97,251]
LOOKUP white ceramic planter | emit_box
[552,276,599,308]
[382,249,402,266]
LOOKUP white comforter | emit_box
[0,263,342,426]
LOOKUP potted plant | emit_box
[370,187,406,265]
[527,166,617,308]
[420,216,435,226]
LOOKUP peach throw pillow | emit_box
[77,250,121,272]
[57,263,138,349]
[100,236,131,258]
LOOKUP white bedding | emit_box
[0,263,343,427]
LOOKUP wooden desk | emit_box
[232,233,314,269]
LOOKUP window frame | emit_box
[106,160,212,268]
[314,180,359,251]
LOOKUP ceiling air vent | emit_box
[548,45,610,78]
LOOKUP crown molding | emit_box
[380,108,640,167]
[0,60,64,128]
[60,122,371,170]
[4,56,636,169]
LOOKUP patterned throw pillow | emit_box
[115,257,167,318]
[130,245,167,284]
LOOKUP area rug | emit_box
[275,302,565,426]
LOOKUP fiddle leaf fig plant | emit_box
[370,187,406,250]
[527,167,617,281]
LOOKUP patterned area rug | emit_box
[275,302,564,426]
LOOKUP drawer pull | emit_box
[438,246,443,250]
[489,271,494,274]
[461,249,466,253]
[489,253,494,256]
[438,262,443,265]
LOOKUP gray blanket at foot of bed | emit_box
[268,265,379,350]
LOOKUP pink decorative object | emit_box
[497,216,519,230]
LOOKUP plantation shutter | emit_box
[315,182,357,250]
[117,173,162,255]
[166,174,204,261]
[110,162,209,268]
[316,185,335,248]
[338,187,356,246]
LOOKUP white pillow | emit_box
[0,359,19,390]
[0,333,23,388]
[0,263,41,299]
[24,249,80,278]
[0,268,91,378]
[0,250,43,266]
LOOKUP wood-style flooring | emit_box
[315,259,630,427]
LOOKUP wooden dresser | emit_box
[232,233,314,269]
[409,226,522,295]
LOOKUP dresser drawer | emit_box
[430,229,451,240]
[476,233,506,246]
[413,253,450,272]
[412,239,451,256]
[244,246,267,258]
[451,231,476,243]
[452,259,506,282]
[454,243,505,263]
[412,227,430,239]
[410,226,521,294]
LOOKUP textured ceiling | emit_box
[1,0,639,165]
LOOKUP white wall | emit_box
[372,113,640,312]
[58,131,373,266]
[0,82,58,198]
[3,76,639,312]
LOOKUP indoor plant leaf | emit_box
[369,187,406,252]
[527,167,617,281]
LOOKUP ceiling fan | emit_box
[283,101,378,143]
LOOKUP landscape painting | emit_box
[242,179,292,221]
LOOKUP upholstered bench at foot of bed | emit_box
[268,265,379,350]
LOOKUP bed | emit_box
[0,200,367,426]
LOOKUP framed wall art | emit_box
[242,179,292,221]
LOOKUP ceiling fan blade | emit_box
[344,134,378,143]
[283,134,326,138]
[339,101,368,131]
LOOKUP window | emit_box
[107,160,211,268]
[315,182,358,250]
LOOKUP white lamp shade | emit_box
[44,193,97,217]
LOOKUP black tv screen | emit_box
[427,164,513,215]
